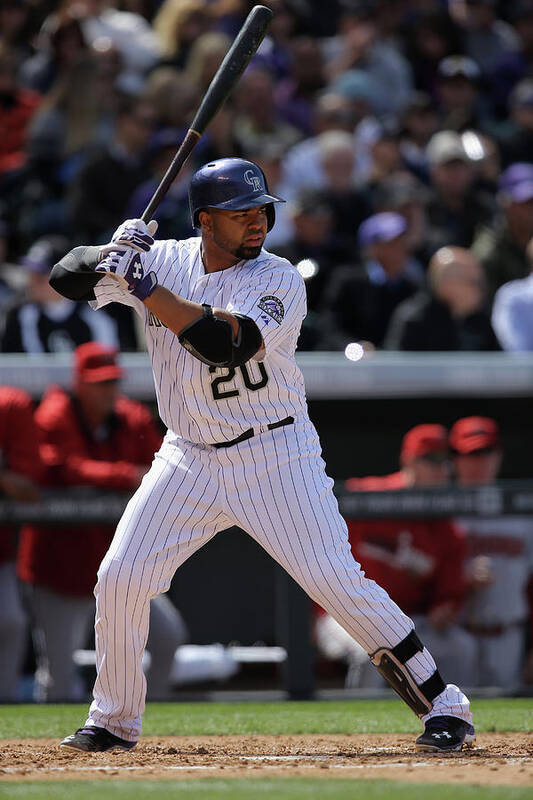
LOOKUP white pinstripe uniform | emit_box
[86,236,472,741]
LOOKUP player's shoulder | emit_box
[149,236,201,264]
[253,248,305,286]
[495,274,533,302]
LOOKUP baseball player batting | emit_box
[52,157,475,754]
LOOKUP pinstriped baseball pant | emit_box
[87,420,472,741]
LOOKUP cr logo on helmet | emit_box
[244,169,263,192]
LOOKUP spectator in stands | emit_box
[402,9,463,98]
[231,66,301,157]
[0,386,42,702]
[498,78,533,168]
[26,46,118,174]
[67,93,156,244]
[385,246,500,351]
[489,2,533,120]
[279,84,375,201]
[315,423,475,688]
[424,129,495,255]
[142,67,199,132]
[62,0,161,93]
[373,171,432,266]
[434,55,485,132]
[320,211,423,350]
[0,235,123,354]
[364,120,405,199]
[448,0,520,77]
[21,48,120,249]
[152,0,212,71]
[398,91,440,181]
[19,8,89,94]
[321,0,413,116]
[450,416,533,689]
[472,162,533,297]
[315,130,373,258]
[274,35,326,137]
[491,235,533,351]
[17,342,188,701]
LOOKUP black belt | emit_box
[213,416,294,449]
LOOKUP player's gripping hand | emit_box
[99,218,158,259]
[95,249,158,301]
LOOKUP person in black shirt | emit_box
[319,211,423,350]
[0,236,123,353]
[385,246,500,352]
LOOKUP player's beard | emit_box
[233,242,263,260]
[213,232,264,261]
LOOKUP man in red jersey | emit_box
[451,416,533,689]
[0,386,42,701]
[316,424,476,688]
[17,342,188,701]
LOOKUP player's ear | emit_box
[198,210,212,234]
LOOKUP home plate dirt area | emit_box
[0,733,531,785]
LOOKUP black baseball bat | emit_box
[141,5,273,223]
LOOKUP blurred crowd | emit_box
[3,0,533,352]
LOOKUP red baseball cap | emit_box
[449,416,500,454]
[400,424,449,461]
[74,342,123,383]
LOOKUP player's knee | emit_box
[96,558,145,599]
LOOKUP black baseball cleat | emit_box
[60,726,137,752]
[416,715,476,753]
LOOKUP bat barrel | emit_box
[191,5,273,135]
[140,5,273,223]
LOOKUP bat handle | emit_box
[141,129,201,223]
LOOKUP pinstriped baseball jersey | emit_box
[91,237,308,444]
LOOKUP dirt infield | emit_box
[0,733,531,784]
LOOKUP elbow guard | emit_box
[178,304,263,367]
